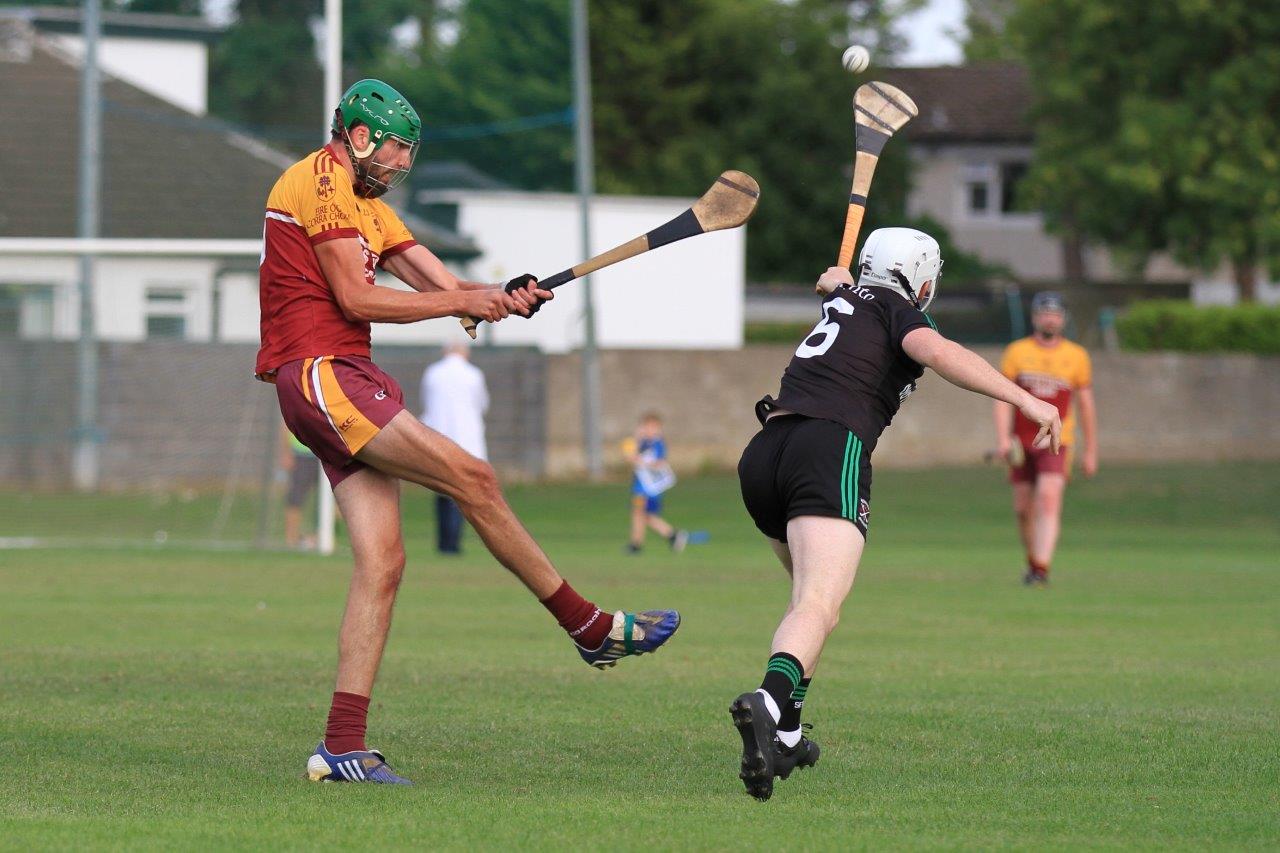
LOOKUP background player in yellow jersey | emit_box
[994,292,1099,585]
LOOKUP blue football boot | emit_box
[576,609,681,669]
[305,742,412,784]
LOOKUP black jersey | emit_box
[756,283,934,453]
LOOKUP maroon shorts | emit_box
[1009,442,1071,484]
[274,356,405,488]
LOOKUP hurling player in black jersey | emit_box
[729,227,1063,801]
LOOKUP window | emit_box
[145,287,189,340]
[962,160,1035,220]
[967,182,989,214]
[1000,161,1030,213]
[962,163,996,218]
[0,284,55,339]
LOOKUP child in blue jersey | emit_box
[622,412,688,554]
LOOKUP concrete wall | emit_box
[6,340,1275,490]
[545,346,1280,476]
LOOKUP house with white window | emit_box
[0,9,477,344]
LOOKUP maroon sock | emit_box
[1028,557,1049,578]
[540,580,611,649]
[324,691,370,755]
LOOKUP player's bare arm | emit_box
[902,327,1062,453]
[381,245,552,314]
[1078,385,1099,477]
[313,237,522,323]
[994,399,1016,459]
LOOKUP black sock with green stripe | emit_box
[778,677,811,734]
[758,652,804,723]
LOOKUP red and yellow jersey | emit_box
[255,144,417,378]
[1000,336,1092,446]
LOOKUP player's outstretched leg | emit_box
[358,413,681,667]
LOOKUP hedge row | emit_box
[1118,301,1280,354]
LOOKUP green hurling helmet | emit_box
[332,79,422,198]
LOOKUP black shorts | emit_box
[737,414,872,542]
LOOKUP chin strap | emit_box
[891,269,923,310]
[337,118,385,199]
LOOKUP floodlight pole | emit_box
[572,0,604,480]
[316,0,342,557]
[73,0,101,493]
[323,0,342,141]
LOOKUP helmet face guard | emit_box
[344,128,419,199]
[332,79,422,199]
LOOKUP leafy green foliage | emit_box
[1118,300,1280,354]
[590,0,922,281]
[381,0,576,191]
[1008,0,1280,298]
[208,1,323,151]
[962,0,1020,62]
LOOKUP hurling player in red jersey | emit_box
[259,80,681,785]
[994,292,1098,585]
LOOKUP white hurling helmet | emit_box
[856,227,942,313]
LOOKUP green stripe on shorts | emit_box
[850,437,863,521]
[839,431,853,518]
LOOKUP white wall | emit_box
[51,33,207,115]
[374,192,746,353]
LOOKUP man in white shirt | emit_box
[420,342,489,553]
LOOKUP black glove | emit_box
[504,273,544,317]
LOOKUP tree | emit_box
[962,0,1019,62]
[208,0,324,152]
[386,0,575,191]
[1011,0,1280,300]
[589,0,923,281]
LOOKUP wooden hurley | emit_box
[461,170,760,338]
[832,82,918,278]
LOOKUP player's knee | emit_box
[379,546,407,592]
[354,539,405,595]
[794,596,841,633]
[1034,489,1063,516]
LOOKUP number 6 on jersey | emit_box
[796,296,855,358]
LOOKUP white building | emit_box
[382,190,746,353]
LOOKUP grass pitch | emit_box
[2,462,1277,849]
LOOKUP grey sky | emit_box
[896,0,967,66]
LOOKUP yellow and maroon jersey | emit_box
[255,144,417,378]
[1000,336,1092,446]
